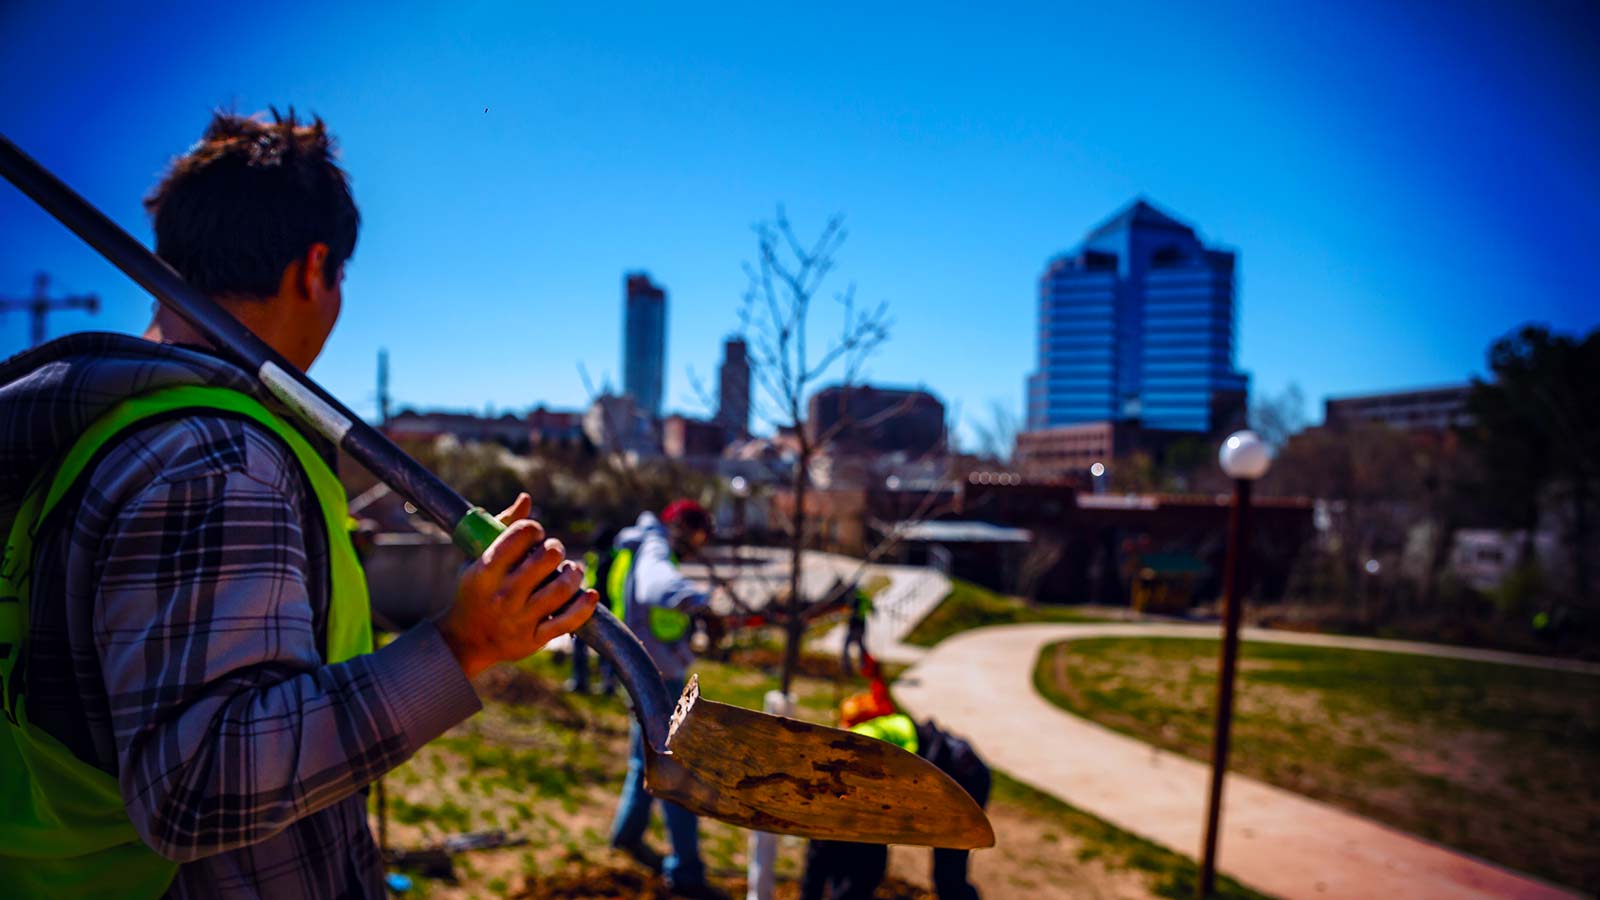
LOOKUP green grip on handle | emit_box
[452,506,506,557]
[452,505,587,617]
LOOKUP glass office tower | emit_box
[623,272,667,418]
[1026,200,1247,433]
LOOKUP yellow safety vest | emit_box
[606,548,692,643]
[0,386,374,898]
[850,713,919,754]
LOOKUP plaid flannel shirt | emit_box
[9,335,481,898]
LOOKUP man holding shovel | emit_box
[0,111,598,898]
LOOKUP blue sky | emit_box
[2,1,1596,441]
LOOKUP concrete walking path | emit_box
[684,546,945,665]
[813,566,947,665]
[895,622,1589,900]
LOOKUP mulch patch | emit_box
[473,666,589,729]
[512,863,670,899]
[722,646,849,681]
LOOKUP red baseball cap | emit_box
[661,499,712,532]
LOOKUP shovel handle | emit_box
[452,508,674,750]
[0,133,675,755]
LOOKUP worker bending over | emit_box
[800,657,991,900]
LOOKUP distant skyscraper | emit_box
[717,336,750,440]
[623,272,667,418]
[377,348,391,425]
[1026,199,1248,433]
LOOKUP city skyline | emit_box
[1,3,1596,445]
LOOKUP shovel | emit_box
[0,134,994,851]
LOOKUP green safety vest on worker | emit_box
[850,713,919,754]
[0,385,374,899]
[604,548,693,643]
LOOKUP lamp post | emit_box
[729,475,751,569]
[1198,430,1272,898]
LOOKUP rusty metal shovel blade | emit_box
[643,676,995,850]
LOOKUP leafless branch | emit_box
[686,366,718,420]
[815,387,921,451]
[969,399,1021,463]
[808,487,961,615]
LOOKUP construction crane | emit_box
[2,272,98,347]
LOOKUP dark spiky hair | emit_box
[144,108,359,298]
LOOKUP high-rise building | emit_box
[717,336,750,440]
[623,272,667,418]
[1026,199,1248,434]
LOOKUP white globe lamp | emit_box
[1218,430,1272,481]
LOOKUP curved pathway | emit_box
[895,623,1592,900]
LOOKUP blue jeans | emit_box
[570,639,617,694]
[570,638,591,692]
[610,676,704,885]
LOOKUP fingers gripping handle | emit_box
[450,507,582,613]
[448,508,674,751]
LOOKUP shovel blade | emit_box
[644,676,994,850]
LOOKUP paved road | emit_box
[895,622,1589,900]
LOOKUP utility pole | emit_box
[377,348,392,425]
[1,273,98,347]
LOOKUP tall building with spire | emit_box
[622,272,667,418]
[376,348,391,425]
[716,336,750,440]
[1025,199,1248,434]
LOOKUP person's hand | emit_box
[438,493,599,680]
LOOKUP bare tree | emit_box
[1250,382,1308,448]
[734,207,900,692]
[970,400,1021,464]
[1016,534,1066,599]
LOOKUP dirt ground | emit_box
[948,806,1155,900]
[371,647,1181,899]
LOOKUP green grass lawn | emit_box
[1034,637,1600,893]
[902,577,1114,647]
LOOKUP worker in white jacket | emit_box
[607,501,724,900]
